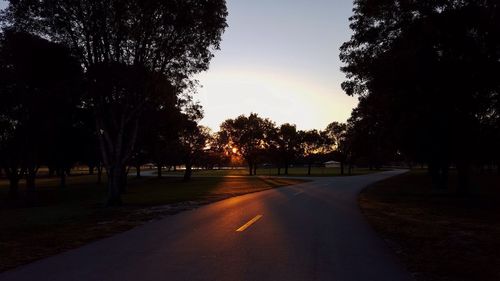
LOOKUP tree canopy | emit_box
[219,113,275,175]
[340,0,500,190]
[2,0,228,205]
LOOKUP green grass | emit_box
[359,170,500,281]
[161,166,386,177]
[0,174,305,272]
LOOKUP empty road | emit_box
[1,170,412,281]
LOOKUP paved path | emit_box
[1,170,412,281]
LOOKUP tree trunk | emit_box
[97,164,103,184]
[184,164,193,181]
[6,167,22,199]
[248,162,253,176]
[8,176,19,199]
[120,168,128,194]
[307,163,312,176]
[340,162,345,175]
[136,164,141,178]
[89,165,95,175]
[26,167,37,193]
[284,161,289,175]
[96,115,140,206]
[157,164,162,178]
[106,165,124,206]
[253,165,257,176]
[59,168,66,188]
[277,166,281,175]
[25,166,38,204]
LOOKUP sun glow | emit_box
[196,67,358,131]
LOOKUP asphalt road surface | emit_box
[1,170,413,281]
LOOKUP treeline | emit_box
[340,0,500,192]
[0,0,228,205]
[217,114,352,176]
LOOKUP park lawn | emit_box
[162,166,386,177]
[0,174,306,272]
[359,170,500,281]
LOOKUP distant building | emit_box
[324,161,340,168]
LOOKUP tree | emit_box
[4,0,228,205]
[202,132,231,170]
[324,122,349,174]
[0,30,82,198]
[220,114,275,175]
[273,123,301,175]
[340,0,500,192]
[299,130,323,176]
[179,124,211,181]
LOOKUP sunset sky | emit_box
[0,0,357,131]
[196,0,357,131]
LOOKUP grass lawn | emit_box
[359,169,500,281]
[161,166,386,177]
[0,174,305,272]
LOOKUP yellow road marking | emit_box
[236,215,263,232]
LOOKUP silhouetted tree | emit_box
[4,0,228,205]
[202,132,231,170]
[0,30,82,198]
[340,0,500,192]
[299,130,323,176]
[220,114,275,175]
[273,123,301,175]
[324,122,349,174]
[180,124,210,180]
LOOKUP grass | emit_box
[0,173,306,272]
[161,166,386,177]
[359,169,500,281]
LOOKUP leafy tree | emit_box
[202,132,231,170]
[4,0,228,205]
[324,122,349,174]
[273,123,301,175]
[220,114,275,175]
[179,124,211,180]
[0,30,82,198]
[299,130,323,176]
[340,0,500,191]
[74,108,103,182]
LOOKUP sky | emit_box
[196,0,357,131]
[0,0,357,131]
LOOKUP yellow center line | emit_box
[236,215,263,232]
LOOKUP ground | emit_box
[0,171,412,281]
[359,169,500,281]
[0,172,304,271]
[0,166,387,272]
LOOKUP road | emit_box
[0,170,412,281]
